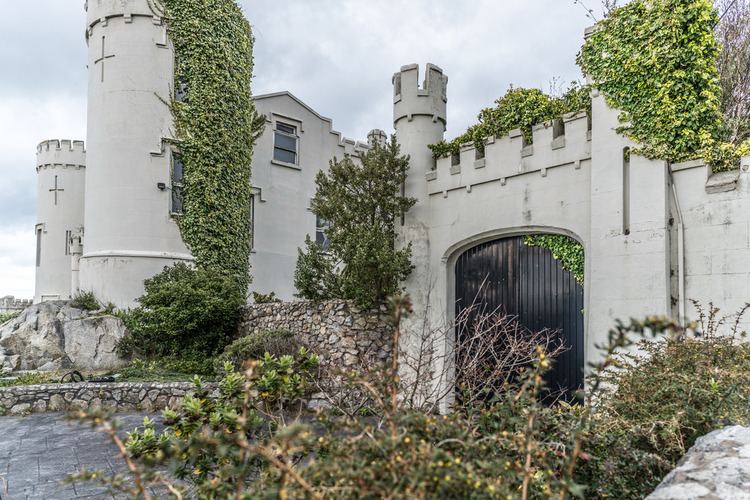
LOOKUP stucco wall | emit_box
[249,93,368,301]
[35,140,86,303]
[79,0,191,308]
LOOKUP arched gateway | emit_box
[454,236,585,396]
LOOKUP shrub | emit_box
[252,291,281,303]
[0,311,19,325]
[295,137,416,308]
[70,291,100,311]
[213,329,300,372]
[71,350,320,498]
[113,357,216,382]
[117,263,245,359]
[575,335,750,497]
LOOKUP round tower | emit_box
[367,128,388,148]
[392,63,447,313]
[79,0,191,307]
[393,63,447,207]
[35,140,86,303]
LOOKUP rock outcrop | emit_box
[0,301,128,372]
[647,425,750,499]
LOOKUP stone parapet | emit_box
[0,381,219,416]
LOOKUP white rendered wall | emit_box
[249,92,367,300]
[673,158,750,331]
[79,0,191,308]
[586,92,671,356]
[34,140,86,303]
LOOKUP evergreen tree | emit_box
[294,137,415,308]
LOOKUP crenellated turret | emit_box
[79,0,191,307]
[34,139,86,303]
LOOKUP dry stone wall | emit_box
[0,382,219,416]
[240,300,394,368]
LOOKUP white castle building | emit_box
[34,0,750,386]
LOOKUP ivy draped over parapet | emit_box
[578,0,750,170]
[524,235,585,284]
[162,0,265,293]
[428,84,591,159]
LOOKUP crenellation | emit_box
[393,63,448,129]
[427,115,592,197]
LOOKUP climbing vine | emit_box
[162,0,265,294]
[578,0,750,171]
[429,83,591,159]
[524,234,585,284]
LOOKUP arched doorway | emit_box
[454,235,584,396]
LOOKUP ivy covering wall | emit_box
[162,0,265,294]
[428,84,591,159]
[578,0,750,171]
[524,235,584,284]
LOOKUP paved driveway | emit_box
[0,413,158,500]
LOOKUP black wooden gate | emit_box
[454,236,584,396]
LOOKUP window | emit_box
[36,227,42,267]
[249,194,255,250]
[65,230,71,256]
[623,147,631,236]
[175,76,189,102]
[171,152,184,215]
[273,122,298,164]
[316,215,330,251]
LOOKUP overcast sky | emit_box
[0,0,606,299]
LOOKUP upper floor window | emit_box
[171,152,184,215]
[175,76,189,103]
[274,122,298,164]
[316,215,331,251]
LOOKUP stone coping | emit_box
[0,381,218,416]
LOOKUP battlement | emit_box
[37,139,86,154]
[368,129,388,148]
[427,111,591,196]
[0,296,31,314]
[393,63,448,128]
[84,0,163,33]
[36,139,86,170]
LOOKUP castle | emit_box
[33,0,750,388]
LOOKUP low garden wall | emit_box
[0,381,219,416]
[240,300,394,367]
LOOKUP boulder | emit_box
[647,425,750,499]
[0,301,128,372]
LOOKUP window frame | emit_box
[170,151,185,216]
[35,224,43,267]
[273,121,299,166]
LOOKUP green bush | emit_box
[70,291,100,311]
[575,335,750,497]
[0,311,19,325]
[113,357,216,382]
[252,291,282,303]
[117,263,245,359]
[295,137,416,308]
[214,329,301,372]
[71,350,320,498]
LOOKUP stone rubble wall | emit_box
[647,425,750,499]
[240,300,394,367]
[0,382,219,416]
